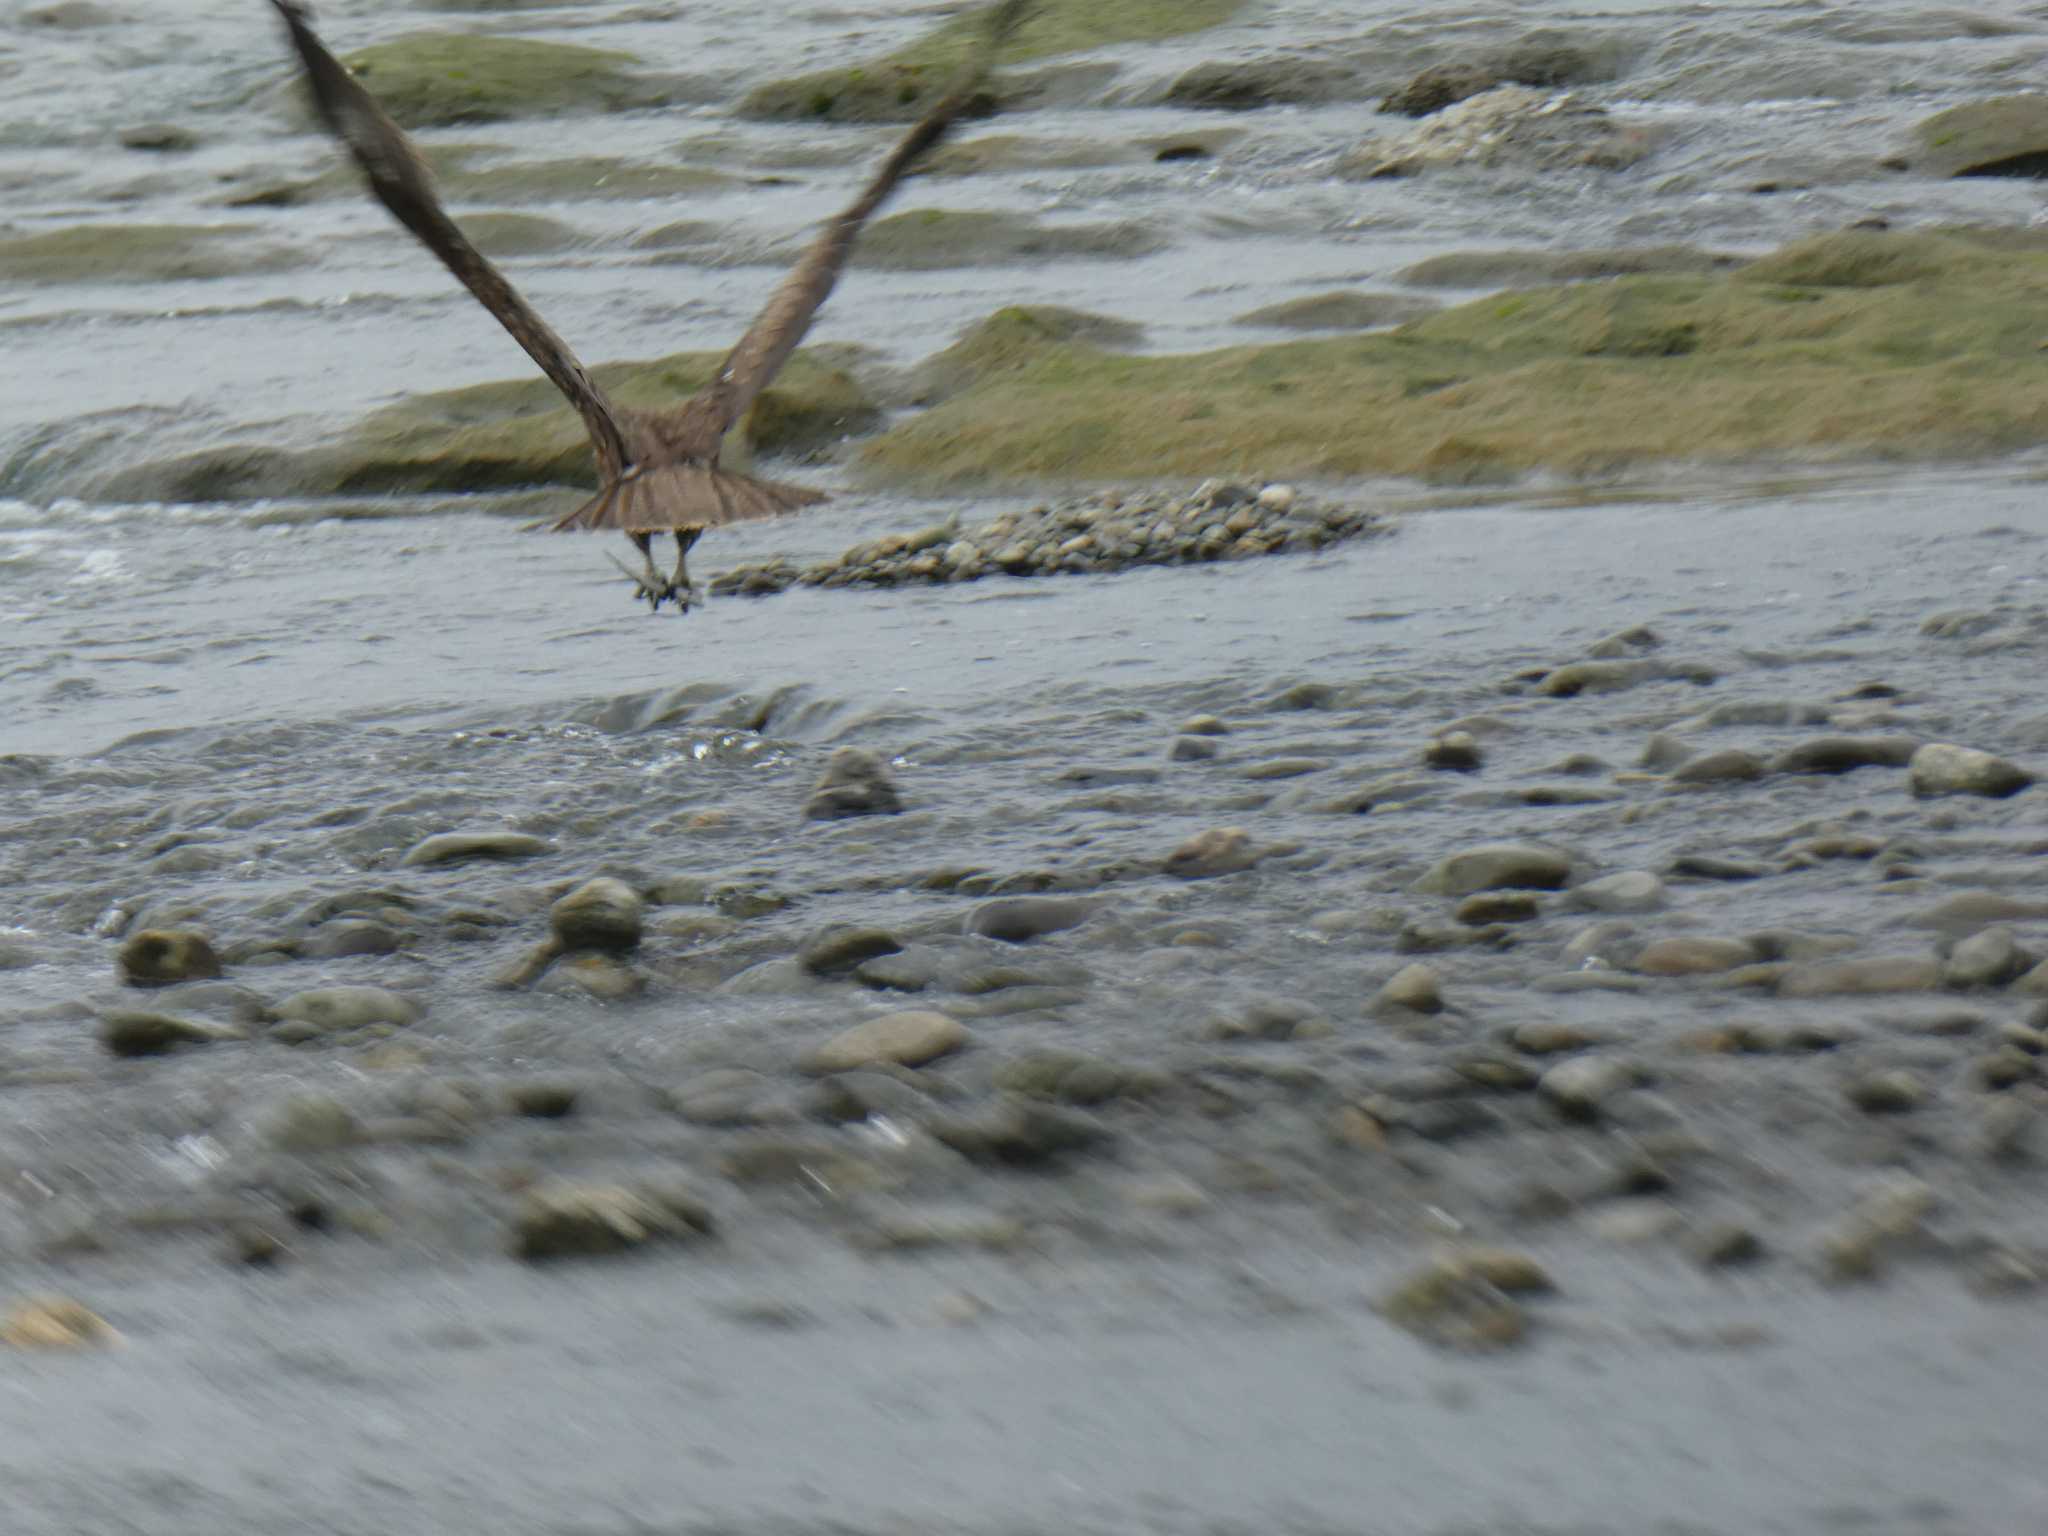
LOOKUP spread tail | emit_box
[549,462,827,533]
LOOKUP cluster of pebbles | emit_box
[707,480,1385,598]
[7,582,2048,1355]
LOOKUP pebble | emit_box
[1424,731,1483,771]
[1669,749,1767,784]
[1375,962,1445,1015]
[966,896,1094,943]
[1,1296,118,1350]
[1512,1021,1604,1054]
[1771,736,1920,775]
[1417,841,1571,895]
[1777,956,1941,997]
[1378,1248,1553,1351]
[1454,891,1539,924]
[1163,827,1261,879]
[274,985,419,1032]
[1539,1056,1634,1119]
[548,877,644,954]
[1571,871,1666,914]
[99,1009,233,1057]
[1908,742,2034,799]
[116,928,221,987]
[715,483,1382,597]
[1632,937,1757,976]
[398,831,553,868]
[803,1010,968,1074]
[1945,926,2031,988]
[799,923,904,976]
[926,1096,1111,1165]
[1168,734,1220,762]
[260,1094,360,1153]
[1843,1070,1927,1113]
[511,1178,714,1261]
[802,748,903,820]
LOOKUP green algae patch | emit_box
[740,0,1247,123]
[918,133,1136,178]
[0,223,302,282]
[859,229,2048,488]
[334,33,668,128]
[911,305,1146,403]
[1233,292,1442,331]
[325,350,879,496]
[853,208,1165,269]
[1397,245,1740,289]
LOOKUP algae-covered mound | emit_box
[852,208,1166,270]
[740,0,1246,122]
[81,351,879,505]
[1911,95,2048,178]
[329,33,672,128]
[0,223,302,283]
[858,228,2048,487]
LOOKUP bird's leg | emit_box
[608,531,680,611]
[671,529,702,613]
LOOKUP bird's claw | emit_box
[606,555,695,613]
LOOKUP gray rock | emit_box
[803,748,903,820]
[1908,742,2034,799]
[1375,962,1445,1015]
[260,1095,360,1153]
[1536,658,1716,696]
[966,895,1095,943]
[511,1179,713,1262]
[1843,1070,1928,1114]
[1163,827,1261,878]
[670,1069,773,1126]
[1631,936,1757,976]
[541,954,647,1001]
[1454,891,1540,924]
[1539,1056,1633,1118]
[927,1096,1110,1165]
[1669,749,1767,784]
[799,923,904,976]
[718,957,822,997]
[274,985,419,1032]
[1667,853,1771,881]
[399,831,553,868]
[117,928,221,987]
[1417,842,1571,896]
[1378,1248,1553,1351]
[549,877,644,953]
[803,1010,968,1074]
[1424,731,1483,771]
[1168,734,1220,762]
[298,920,404,960]
[1348,86,1656,179]
[1770,736,1920,775]
[99,1010,234,1057]
[1571,871,1666,914]
[1946,926,2032,989]
[1777,956,1940,997]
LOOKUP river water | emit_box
[4,4,2048,1534]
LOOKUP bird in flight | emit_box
[267,0,1027,611]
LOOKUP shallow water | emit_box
[4,4,2048,1532]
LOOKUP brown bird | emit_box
[267,0,1026,611]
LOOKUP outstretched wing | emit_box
[267,0,630,481]
[680,0,1033,444]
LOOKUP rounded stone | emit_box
[1375,962,1445,1015]
[275,986,419,1032]
[1163,827,1260,879]
[1572,871,1666,914]
[966,896,1095,944]
[1418,842,1571,896]
[549,877,644,954]
[116,928,221,987]
[99,1009,228,1057]
[399,831,553,868]
[799,923,904,976]
[1539,1056,1633,1118]
[803,1011,968,1075]
[1909,742,2034,799]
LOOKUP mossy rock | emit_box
[1162,56,1366,111]
[461,212,583,257]
[333,33,671,128]
[740,0,1248,123]
[0,223,302,283]
[631,219,723,251]
[443,157,730,204]
[858,228,2048,488]
[1912,96,2048,178]
[852,208,1165,269]
[76,351,879,505]
[1232,291,1442,331]
[917,133,1135,178]
[911,305,1146,402]
[1396,244,1742,289]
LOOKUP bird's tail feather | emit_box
[548,463,826,533]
